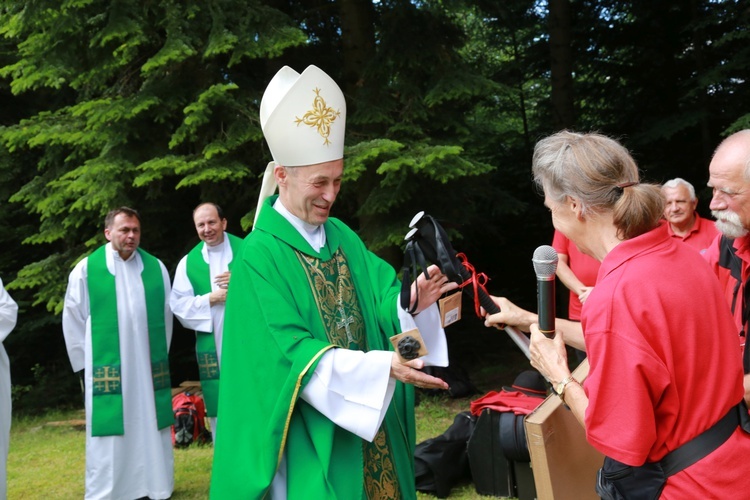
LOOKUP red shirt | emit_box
[551,230,600,320]
[666,213,720,255]
[582,223,750,497]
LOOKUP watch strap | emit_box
[556,375,578,405]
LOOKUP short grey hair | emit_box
[662,178,696,201]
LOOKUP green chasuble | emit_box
[184,232,243,417]
[210,195,416,500]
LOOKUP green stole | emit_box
[87,245,173,436]
[184,233,243,417]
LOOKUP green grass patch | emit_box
[7,409,213,499]
[7,397,510,499]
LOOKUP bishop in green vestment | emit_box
[210,65,455,500]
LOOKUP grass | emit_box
[7,409,214,499]
[7,323,530,499]
[7,399,504,500]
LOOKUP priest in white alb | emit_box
[170,202,243,434]
[210,65,458,499]
[0,278,18,500]
[62,207,174,500]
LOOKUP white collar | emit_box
[201,232,231,261]
[273,199,326,252]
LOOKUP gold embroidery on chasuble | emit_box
[363,428,402,500]
[296,249,400,498]
[297,249,366,349]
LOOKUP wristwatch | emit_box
[555,375,577,405]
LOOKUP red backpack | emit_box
[171,392,211,447]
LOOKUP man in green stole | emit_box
[63,207,175,500]
[171,202,243,435]
[211,66,457,499]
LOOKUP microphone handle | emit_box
[537,279,556,338]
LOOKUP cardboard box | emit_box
[524,359,604,500]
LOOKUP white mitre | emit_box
[253,65,347,226]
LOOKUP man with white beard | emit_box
[704,129,750,405]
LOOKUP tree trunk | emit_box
[338,0,401,263]
[338,0,375,96]
[548,0,575,130]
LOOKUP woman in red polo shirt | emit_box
[487,131,750,498]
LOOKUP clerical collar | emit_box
[273,199,327,252]
[108,242,137,262]
[206,238,225,254]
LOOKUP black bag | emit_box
[414,411,476,498]
[467,370,547,499]
[595,457,666,500]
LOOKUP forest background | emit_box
[1,0,749,413]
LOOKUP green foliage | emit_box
[11,362,82,415]
[0,0,306,309]
[170,83,239,149]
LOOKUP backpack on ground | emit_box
[171,391,211,447]
[414,411,477,498]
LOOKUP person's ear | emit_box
[274,165,287,186]
[567,196,584,220]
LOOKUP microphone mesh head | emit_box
[532,245,559,279]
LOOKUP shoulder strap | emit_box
[718,235,742,315]
[719,236,750,372]
[660,403,742,476]
[400,240,431,314]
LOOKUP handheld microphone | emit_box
[532,245,559,338]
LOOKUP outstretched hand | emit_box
[483,296,536,332]
[409,264,459,315]
[390,354,449,390]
